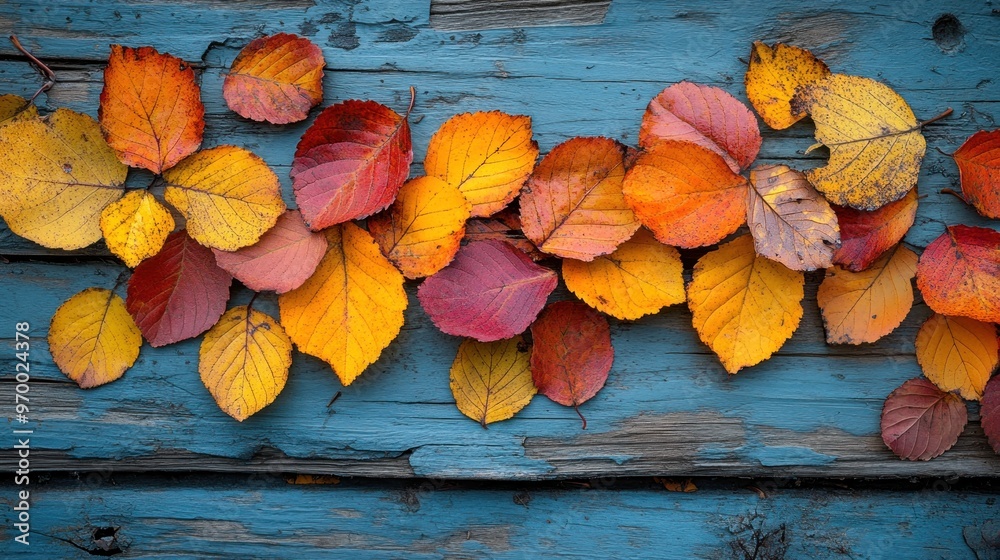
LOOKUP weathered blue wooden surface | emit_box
[1,0,1000,480]
[0,476,997,559]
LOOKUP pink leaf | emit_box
[880,377,968,461]
[212,210,328,294]
[982,375,1000,454]
[126,230,232,347]
[417,240,557,342]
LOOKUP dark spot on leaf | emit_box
[932,14,965,53]
[63,163,72,174]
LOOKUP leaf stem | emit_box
[9,35,55,105]
[574,405,587,430]
[920,107,953,128]
[246,292,260,314]
[405,85,416,119]
[940,187,968,205]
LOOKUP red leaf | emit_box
[954,130,1000,218]
[291,99,412,230]
[880,377,967,461]
[212,210,328,294]
[916,225,1000,323]
[531,301,613,429]
[982,376,1000,454]
[832,189,917,272]
[463,218,543,261]
[639,81,762,172]
[417,240,557,342]
[126,230,232,347]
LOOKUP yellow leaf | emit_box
[450,336,536,426]
[0,94,37,126]
[48,288,142,388]
[163,145,286,251]
[916,314,998,401]
[368,176,472,279]
[100,191,176,267]
[562,228,685,320]
[278,223,407,385]
[0,108,126,249]
[687,235,804,373]
[791,74,926,210]
[199,305,293,421]
[744,42,830,130]
[424,111,538,217]
[817,245,917,345]
[654,477,698,493]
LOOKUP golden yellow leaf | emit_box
[450,336,536,426]
[562,228,685,320]
[48,288,142,388]
[791,74,926,210]
[0,109,126,249]
[916,314,998,401]
[199,305,293,421]
[368,176,472,279]
[687,235,804,373]
[816,245,917,345]
[163,145,286,251]
[745,42,830,130]
[424,111,538,217]
[278,223,407,385]
[100,191,175,268]
[0,94,36,126]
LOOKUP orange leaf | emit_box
[744,42,830,130]
[464,218,543,261]
[424,111,538,217]
[832,189,917,272]
[687,235,804,373]
[223,33,325,125]
[916,314,998,401]
[916,225,1000,323]
[99,45,204,173]
[622,140,748,248]
[368,176,472,279]
[747,164,839,271]
[817,245,917,344]
[520,137,639,260]
[954,130,1000,218]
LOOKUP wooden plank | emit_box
[1,0,999,479]
[1,475,995,558]
[430,0,611,31]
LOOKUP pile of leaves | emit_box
[2,36,998,462]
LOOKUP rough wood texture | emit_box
[1,0,1000,480]
[1,475,997,558]
[430,0,611,31]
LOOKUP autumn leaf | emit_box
[832,189,917,272]
[791,74,925,210]
[368,176,472,279]
[954,130,1000,218]
[0,108,126,250]
[639,81,761,172]
[278,223,406,386]
[0,94,37,126]
[622,140,748,248]
[687,235,804,373]
[915,314,997,401]
[212,210,327,294]
[816,245,917,345]
[199,305,293,421]
[562,228,684,320]
[531,301,613,429]
[744,42,830,130]
[881,377,967,461]
[126,230,233,347]
[162,145,285,251]
[982,376,1000,454]
[450,336,536,427]
[99,45,204,173]
[291,99,412,229]
[464,218,543,261]
[424,111,538,217]
[223,33,325,125]
[747,164,839,271]
[520,137,639,260]
[100,191,175,268]
[418,240,557,342]
[916,225,1000,323]
[48,288,142,388]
